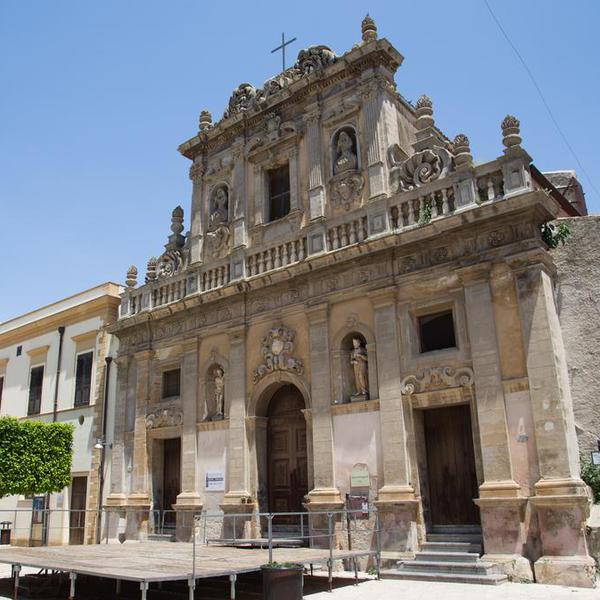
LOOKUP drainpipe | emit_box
[43,325,65,546]
[96,356,112,543]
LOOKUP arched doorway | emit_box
[267,385,308,521]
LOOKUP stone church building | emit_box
[106,17,594,587]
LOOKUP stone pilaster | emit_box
[231,138,246,248]
[105,355,129,507]
[514,258,595,587]
[222,325,252,506]
[304,303,342,509]
[175,338,202,541]
[360,77,386,199]
[459,264,531,578]
[288,147,299,212]
[189,159,205,263]
[253,164,264,226]
[303,104,325,221]
[370,289,418,556]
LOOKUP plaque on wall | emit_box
[591,451,600,466]
[205,471,225,491]
[350,463,370,488]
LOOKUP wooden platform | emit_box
[0,541,372,584]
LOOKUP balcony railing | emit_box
[120,161,526,319]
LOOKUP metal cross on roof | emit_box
[271,32,297,72]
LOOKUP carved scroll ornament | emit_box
[145,406,183,429]
[400,366,474,395]
[253,326,304,383]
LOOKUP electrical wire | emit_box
[483,0,600,201]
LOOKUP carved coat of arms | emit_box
[253,326,304,383]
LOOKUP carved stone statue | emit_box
[210,187,229,227]
[212,366,225,420]
[350,337,369,400]
[334,131,358,173]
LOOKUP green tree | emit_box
[0,417,74,497]
[581,456,600,504]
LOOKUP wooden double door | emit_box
[162,438,181,528]
[267,386,308,521]
[424,404,480,526]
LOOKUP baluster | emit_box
[332,227,340,250]
[418,196,425,222]
[441,189,449,215]
[358,218,367,241]
[349,221,357,244]
[487,177,495,201]
[225,264,230,284]
[298,238,306,261]
[290,240,298,263]
[282,243,289,266]
[341,224,349,247]
[265,249,273,271]
[209,270,214,290]
[274,246,281,269]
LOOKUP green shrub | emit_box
[0,417,74,497]
[581,456,600,503]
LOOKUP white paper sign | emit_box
[205,471,225,491]
[591,451,600,466]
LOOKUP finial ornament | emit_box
[145,257,158,283]
[199,110,213,132]
[125,265,138,289]
[453,133,473,169]
[171,206,184,235]
[361,14,378,42]
[501,115,522,152]
[415,95,434,131]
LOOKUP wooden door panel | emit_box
[424,404,479,526]
[163,438,181,526]
[69,476,87,545]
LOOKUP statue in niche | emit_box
[334,130,358,174]
[209,187,229,228]
[211,366,225,421]
[350,337,369,401]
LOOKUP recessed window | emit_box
[267,164,290,222]
[419,310,456,353]
[28,365,44,415]
[162,369,181,399]
[0,377,4,412]
[74,352,93,407]
[16,346,22,356]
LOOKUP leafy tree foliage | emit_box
[0,417,74,497]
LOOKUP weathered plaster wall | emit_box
[553,216,600,455]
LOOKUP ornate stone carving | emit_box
[296,45,336,75]
[223,83,257,119]
[209,365,225,421]
[145,406,183,429]
[361,14,377,42]
[199,109,213,132]
[253,326,304,383]
[145,257,158,283]
[502,114,522,150]
[329,171,364,211]
[350,337,369,400]
[205,186,231,259]
[125,265,138,289]
[334,130,358,174]
[389,147,452,192]
[400,367,474,395]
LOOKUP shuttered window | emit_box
[28,366,44,415]
[162,369,181,399]
[74,352,93,407]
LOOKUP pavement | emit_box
[0,564,597,599]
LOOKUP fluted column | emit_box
[189,160,205,263]
[231,138,246,248]
[360,78,386,199]
[305,303,342,508]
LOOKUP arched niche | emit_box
[199,349,230,421]
[332,320,378,404]
[207,183,230,230]
[331,125,360,175]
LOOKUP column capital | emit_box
[456,262,492,286]
[245,415,268,431]
[506,248,556,278]
[305,302,328,324]
[368,286,397,309]
[133,349,155,362]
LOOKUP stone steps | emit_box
[148,533,176,542]
[381,528,507,586]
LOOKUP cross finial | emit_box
[271,32,297,72]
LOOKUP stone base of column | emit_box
[303,491,344,550]
[304,487,344,509]
[104,493,128,508]
[534,555,597,588]
[530,480,595,587]
[220,495,255,540]
[474,495,533,581]
[174,493,203,542]
[123,495,151,541]
[374,492,420,560]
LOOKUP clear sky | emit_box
[1,0,598,323]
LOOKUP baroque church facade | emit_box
[106,17,594,587]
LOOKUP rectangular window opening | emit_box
[162,368,181,399]
[267,164,290,222]
[419,310,457,353]
[74,351,93,407]
[28,365,44,415]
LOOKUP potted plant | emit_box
[261,561,304,600]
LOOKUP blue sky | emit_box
[1,0,598,322]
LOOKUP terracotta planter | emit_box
[261,565,303,600]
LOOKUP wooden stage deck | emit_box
[0,541,375,598]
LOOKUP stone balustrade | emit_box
[121,163,512,319]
